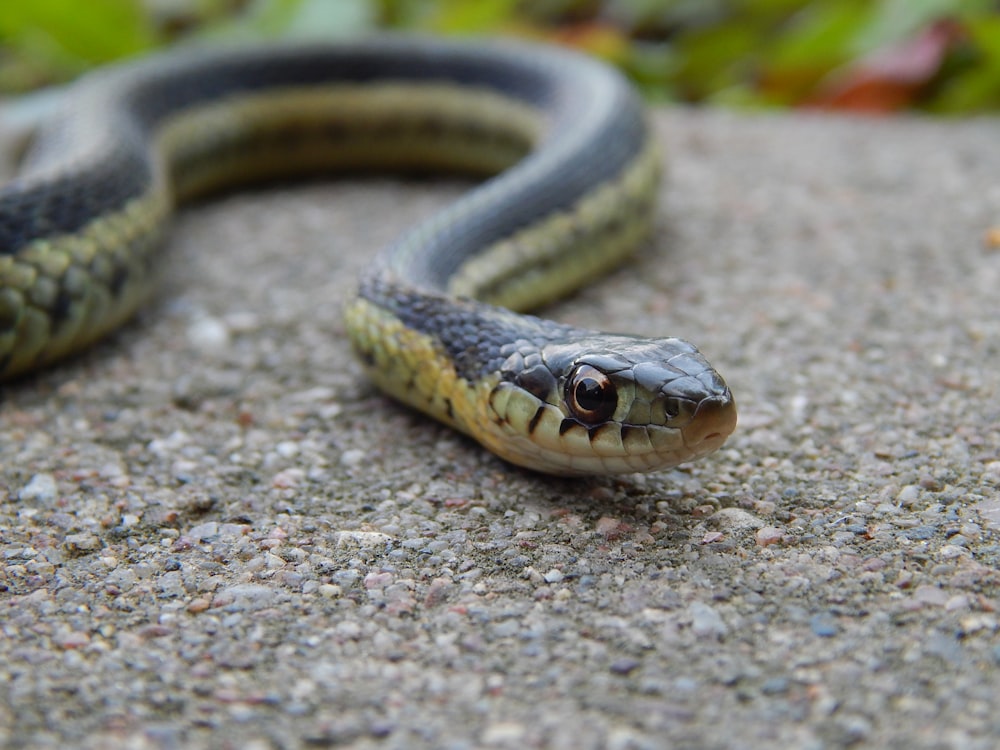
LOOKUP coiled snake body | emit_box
[0,37,736,476]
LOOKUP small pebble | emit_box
[481,722,525,744]
[58,631,90,650]
[709,508,765,531]
[756,526,784,546]
[336,531,394,548]
[271,468,304,489]
[609,658,641,675]
[912,585,949,608]
[63,532,101,554]
[19,474,58,504]
[187,316,230,351]
[595,516,622,535]
[688,601,728,639]
[760,677,789,694]
[275,441,299,458]
[945,594,969,612]
[188,522,219,542]
[896,485,920,507]
[810,612,839,637]
[340,449,366,467]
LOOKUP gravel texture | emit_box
[2,107,1000,750]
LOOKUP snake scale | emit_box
[0,36,736,476]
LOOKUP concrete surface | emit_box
[2,108,999,750]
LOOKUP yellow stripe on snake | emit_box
[0,37,736,476]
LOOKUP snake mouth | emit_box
[683,391,738,453]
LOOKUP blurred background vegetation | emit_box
[0,0,997,112]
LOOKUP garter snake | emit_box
[0,37,736,476]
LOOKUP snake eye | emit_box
[566,364,617,424]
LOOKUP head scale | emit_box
[480,334,737,476]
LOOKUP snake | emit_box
[0,36,736,476]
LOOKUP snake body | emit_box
[0,37,736,476]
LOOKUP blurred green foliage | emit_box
[0,0,997,112]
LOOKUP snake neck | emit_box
[356,275,580,381]
[345,274,582,443]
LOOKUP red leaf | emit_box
[809,20,964,113]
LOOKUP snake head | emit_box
[483,334,736,476]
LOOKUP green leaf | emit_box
[423,0,522,33]
[673,22,757,96]
[0,0,157,65]
[765,1,871,69]
[926,15,1000,112]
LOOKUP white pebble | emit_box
[19,473,58,504]
[481,722,525,744]
[64,532,101,552]
[340,449,366,466]
[336,530,394,548]
[896,485,920,507]
[275,441,299,459]
[148,431,189,456]
[188,521,219,541]
[938,544,968,559]
[688,601,728,639]
[708,507,764,531]
[289,387,335,403]
[187,315,230,352]
[318,583,342,598]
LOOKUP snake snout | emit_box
[684,389,738,451]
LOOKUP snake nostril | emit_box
[664,397,681,421]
